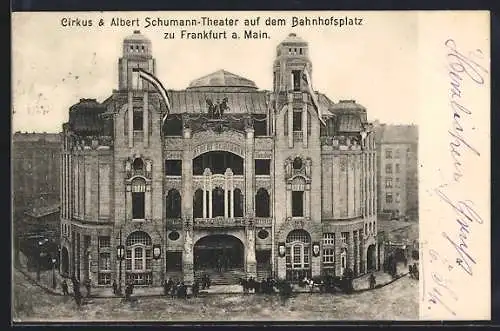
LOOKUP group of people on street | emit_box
[162,278,190,299]
[240,277,279,294]
[61,276,93,306]
[408,262,419,280]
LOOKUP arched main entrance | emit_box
[285,229,312,282]
[367,244,377,271]
[194,235,244,273]
[61,247,69,276]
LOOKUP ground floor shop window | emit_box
[98,272,111,285]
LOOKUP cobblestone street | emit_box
[13,269,418,322]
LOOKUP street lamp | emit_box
[37,240,44,281]
[116,244,125,295]
[51,257,57,289]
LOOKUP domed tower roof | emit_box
[187,69,258,92]
[122,30,152,58]
[280,33,308,46]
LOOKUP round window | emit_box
[168,231,180,241]
[257,229,269,240]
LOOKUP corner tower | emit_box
[273,33,323,280]
[118,30,156,91]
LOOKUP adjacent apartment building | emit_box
[374,123,418,220]
[59,31,380,288]
[12,132,61,239]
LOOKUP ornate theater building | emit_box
[59,31,380,288]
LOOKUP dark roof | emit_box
[187,70,258,91]
[168,90,269,114]
[69,99,107,135]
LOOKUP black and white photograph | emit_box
[11,11,490,322]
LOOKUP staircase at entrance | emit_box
[195,268,246,285]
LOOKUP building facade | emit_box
[13,132,61,236]
[374,123,418,219]
[60,31,379,288]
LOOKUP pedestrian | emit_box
[369,273,376,289]
[84,278,92,297]
[61,279,69,295]
[112,279,118,295]
[192,280,200,297]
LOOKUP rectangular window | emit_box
[165,160,182,176]
[255,159,271,175]
[133,108,143,131]
[285,246,291,266]
[99,252,111,270]
[385,164,392,174]
[292,70,301,91]
[98,236,110,249]
[395,193,401,203]
[395,149,400,159]
[323,233,335,246]
[98,273,111,285]
[386,193,393,204]
[323,248,335,265]
[395,177,401,188]
[166,251,182,271]
[132,192,145,219]
[385,178,393,188]
[385,149,393,159]
[292,191,304,217]
[293,110,302,131]
[341,232,348,246]
[395,164,400,173]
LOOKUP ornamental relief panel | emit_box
[255,178,272,192]
[164,151,183,159]
[164,178,182,192]
[164,137,185,150]
[254,137,273,151]
[192,130,245,149]
[192,141,245,158]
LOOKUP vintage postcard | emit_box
[11,11,490,322]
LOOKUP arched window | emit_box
[233,188,244,217]
[166,189,181,218]
[131,178,146,219]
[255,188,270,217]
[293,157,303,170]
[193,189,203,218]
[212,187,225,217]
[285,229,311,280]
[125,231,152,285]
[133,158,144,171]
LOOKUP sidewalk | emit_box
[15,261,412,298]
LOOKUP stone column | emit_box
[90,234,99,284]
[334,232,342,276]
[208,186,213,219]
[182,128,193,219]
[182,220,194,285]
[348,231,354,271]
[145,183,151,221]
[245,128,255,218]
[230,189,234,218]
[288,93,293,148]
[286,189,292,218]
[305,188,310,218]
[128,91,133,148]
[246,225,257,278]
[202,183,207,218]
[143,91,149,147]
[125,184,132,221]
[224,175,229,218]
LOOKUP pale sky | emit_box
[12,11,419,133]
